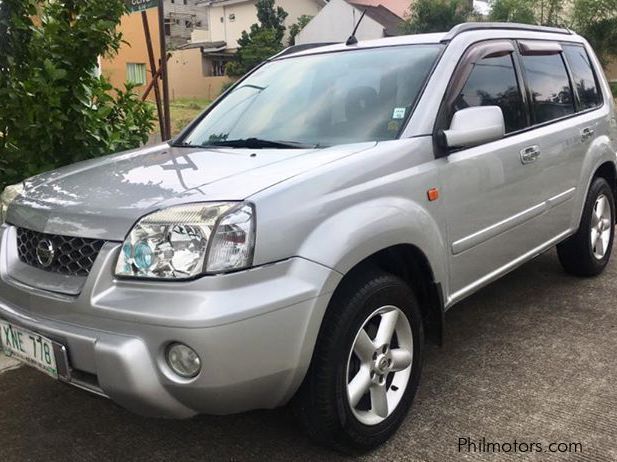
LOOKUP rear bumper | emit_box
[0,226,341,418]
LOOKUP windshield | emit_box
[180,45,443,149]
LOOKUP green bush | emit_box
[0,0,154,191]
[610,81,617,98]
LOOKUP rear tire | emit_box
[557,177,615,277]
[294,268,423,454]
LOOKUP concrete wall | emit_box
[606,60,617,82]
[278,0,323,41]
[296,0,385,45]
[101,8,161,99]
[208,2,258,47]
[165,0,209,48]
[168,47,232,100]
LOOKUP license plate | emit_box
[0,321,59,379]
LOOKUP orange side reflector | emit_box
[427,188,440,202]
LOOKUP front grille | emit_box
[16,227,105,277]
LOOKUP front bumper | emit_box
[0,225,341,418]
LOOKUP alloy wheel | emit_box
[345,305,413,426]
[591,194,612,260]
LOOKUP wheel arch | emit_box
[592,161,617,221]
[327,244,445,346]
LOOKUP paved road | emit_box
[1,249,616,461]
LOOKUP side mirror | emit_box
[442,106,505,149]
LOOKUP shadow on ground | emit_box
[1,250,616,461]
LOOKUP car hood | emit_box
[8,142,376,241]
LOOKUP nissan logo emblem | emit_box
[36,239,56,268]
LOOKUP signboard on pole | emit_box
[125,0,159,13]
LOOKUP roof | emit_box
[345,0,409,18]
[179,40,227,50]
[348,2,405,36]
[277,22,584,60]
[200,0,327,6]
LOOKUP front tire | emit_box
[557,177,615,276]
[294,268,423,454]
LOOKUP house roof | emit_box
[346,0,409,18]
[179,40,227,51]
[347,2,405,36]
[200,0,327,6]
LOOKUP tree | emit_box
[489,0,536,23]
[226,0,289,77]
[404,0,475,34]
[488,0,617,65]
[489,0,568,26]
[288,14,313,46]
[571,0,617,66]
[0,0,154,190]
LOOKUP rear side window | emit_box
[520,54,575,124]
[453,54,526,133]
[563,45,603,110]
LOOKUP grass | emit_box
[611,81,617,99]
[150,98,211,137]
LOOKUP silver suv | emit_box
[1,23,616,452]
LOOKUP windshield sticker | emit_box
[392,108,406,120]
[388,121,401,132]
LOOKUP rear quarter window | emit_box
[563,44,603,110]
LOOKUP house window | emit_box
[127,63,147,86]
[212,60,227,77]
[185,20,192,28]
[164,19,171,36]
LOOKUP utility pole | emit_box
[158,1,172,140]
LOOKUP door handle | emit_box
[520,145,541,164]
[581,127,595,142]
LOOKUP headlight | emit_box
[0,183,24,224]
[115,202,255,279]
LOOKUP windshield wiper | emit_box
[201,138,317,150]
[172,141,197,148]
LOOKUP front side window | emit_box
[181,45,443,148]
[521,53,575,124]
[453,54,526,133]
[563,44,603,110]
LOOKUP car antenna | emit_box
[346,8,368,46]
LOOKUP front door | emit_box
[440,40,576,302]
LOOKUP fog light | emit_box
[166,343,201,378]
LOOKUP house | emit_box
[101,0,209,95]
[191,0,327,69]
[165,0,209,49]
[101,0,325,101]
[164,0,327,100]
[100,8,162,98]
[345,0,410,18]
[296,0,405,45]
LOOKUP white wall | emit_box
[207,0,324,48]
[296,0,385,45]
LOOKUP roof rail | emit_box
[272,42,339,59]
[442,22,573,42]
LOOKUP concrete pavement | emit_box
[1,249,616,461]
